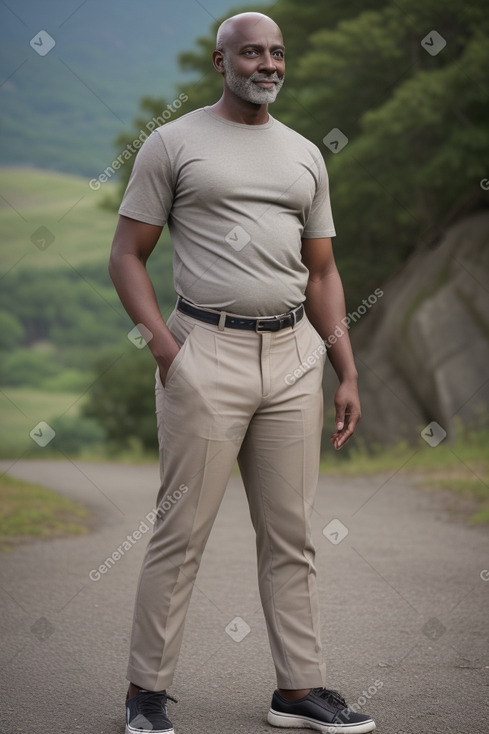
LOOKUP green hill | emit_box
[0,167,118,269]
[0,0,240,176]
[0,166,174,458]
[0,166,174,272]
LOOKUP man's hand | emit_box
[156,344,180,388]
[330,379,361,451]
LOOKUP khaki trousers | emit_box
[127,306,327,691]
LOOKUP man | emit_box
[109,11,376,734]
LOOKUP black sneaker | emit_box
[125,689,176,734]
[268,688,376,733]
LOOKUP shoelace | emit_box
[312,688,348,709]
[137,691,178,718]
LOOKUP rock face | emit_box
[332,212,489,445]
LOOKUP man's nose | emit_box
[258,52,278,74]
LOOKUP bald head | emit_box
[212,11,285,110]
[216,12,283,52]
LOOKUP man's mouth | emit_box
[253,80,277,88]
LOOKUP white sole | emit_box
[125,726,174,734]
[267,709,376,734]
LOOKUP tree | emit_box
[0,310,24,350]
[82,346,159,452]
[294,0,489,297]
[111,0,489,305]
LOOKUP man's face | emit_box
[220,21,285,105]
[222,54,284,104]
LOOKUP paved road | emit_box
[0,459,488,734]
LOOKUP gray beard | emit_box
[222,56,284,105]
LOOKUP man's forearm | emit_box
[304,270,358,382]
[108,253,178,367]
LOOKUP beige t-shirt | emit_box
[119,107,335,316]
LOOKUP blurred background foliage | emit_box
[1,0,488,459]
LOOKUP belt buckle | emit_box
[255,316,278,332]
[255,318,269,332]
[255,313,293,332]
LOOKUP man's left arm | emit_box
[301,237,360,450]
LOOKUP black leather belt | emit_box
[177,297,304,332]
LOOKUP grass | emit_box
[0,166,174,273]
[0,473,91,551]
[0,166,118,270]
[321,427,489,523]
[423,477,489,522]
[0,387,82,458]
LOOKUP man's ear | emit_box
[212,50,225,74]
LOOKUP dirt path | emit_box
[0,459,487,733]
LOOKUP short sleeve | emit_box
[301,150,336,239]
[118,130,173,226]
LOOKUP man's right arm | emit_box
[108,214,179,386]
